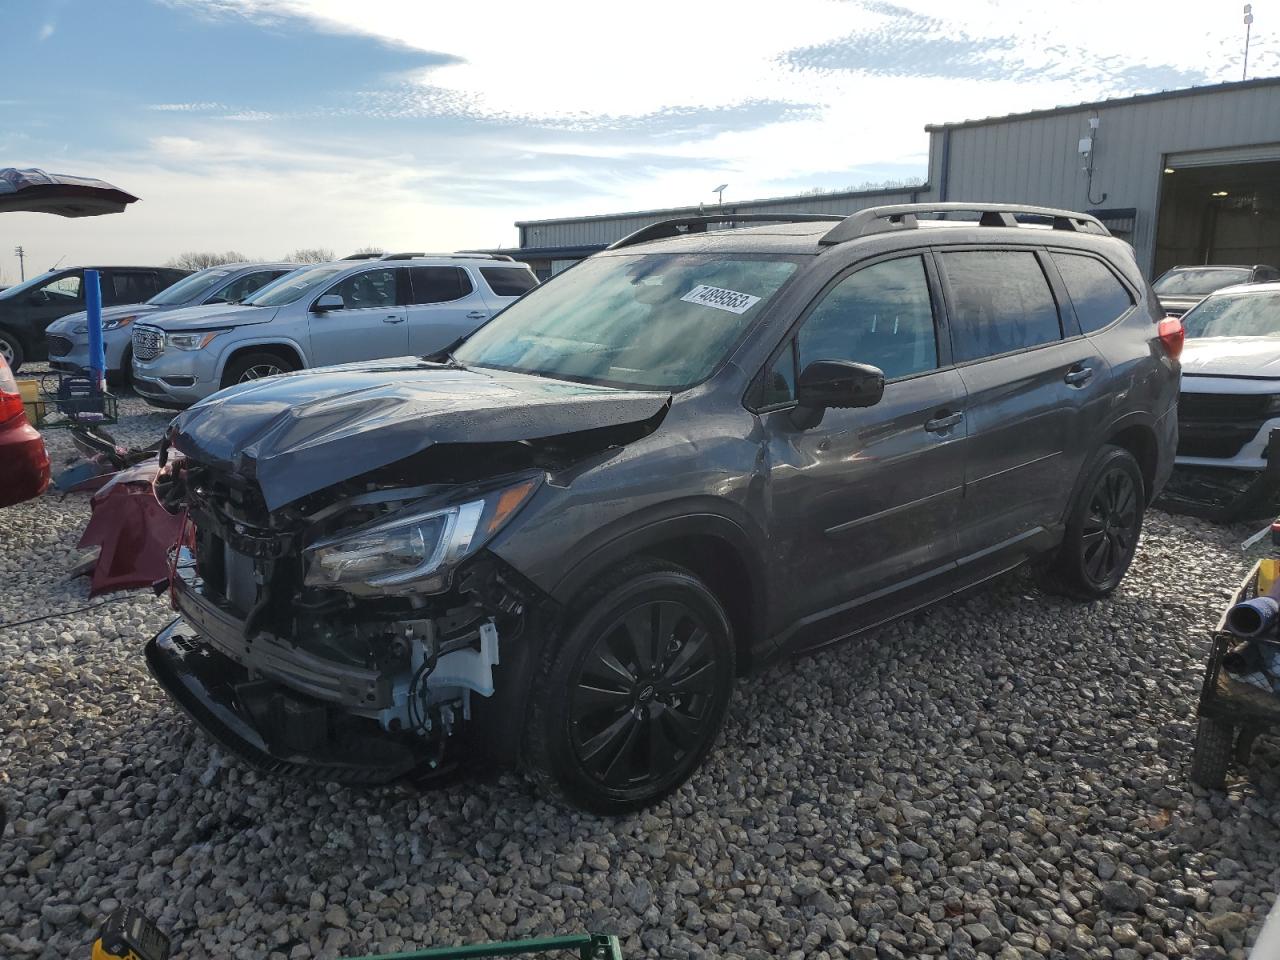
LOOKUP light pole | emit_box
[13,245,24,282]
[1244,4,1254,81]
[712,183,728,207]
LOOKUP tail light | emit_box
[1158,316,1184,359]
[0,356,27,423]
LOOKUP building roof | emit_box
[515,183,926,228]
[926,74,1280,132]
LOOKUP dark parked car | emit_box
[0,265,189,371]
[147,203,1180,813]
[1153,264,1280,317]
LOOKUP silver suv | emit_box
[132,253,537,407]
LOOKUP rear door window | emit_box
[1051,253,1134,333]
[939,251,1062,362]
[110,271,157,303]
[409,267,472,304]
[480,266,538,297]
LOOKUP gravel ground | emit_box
[1,380,1276,960]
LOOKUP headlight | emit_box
[166,330,224,351]
[303,476,542,595]
[103,315,137,331]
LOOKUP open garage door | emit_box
[1154,144,1280,277]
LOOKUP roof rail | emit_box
[818,203,1111,246]
[378,252,515,261]
[341,252,384,260]
[608,213,845,251]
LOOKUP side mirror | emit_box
[313,294,344,313]
[791,359,884,429]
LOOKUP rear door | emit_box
[405,266,491,355]
[307,267,408,365]
[936,246,1106,562]
[105,269,160,305]
[761,253,968,638]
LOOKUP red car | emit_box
[0,355,50,506]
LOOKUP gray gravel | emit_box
[2,382,1278,959]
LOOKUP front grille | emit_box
[1177,392,1274,459]
[133,326,164,361]
[46,335,73,357]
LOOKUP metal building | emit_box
[510,76,1280,280]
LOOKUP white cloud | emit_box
[38,21,56,41]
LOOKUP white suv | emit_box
[132,253,538,407]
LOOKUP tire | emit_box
[221,351,297,387]
[1039,445,1145,600]
[524,558,736,814]
[108,346,133,388]
[0,329,24,372]
[1190,716,1235,789]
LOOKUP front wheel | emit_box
[524,559,736,814]
[221,351,297,387]
[1040,444,1145,600]
[0,329,24,372]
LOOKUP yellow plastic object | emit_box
[92,940,140,960]
[16,378,43,424]
[1259,557,1280,596]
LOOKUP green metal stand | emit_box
[345,933,623,960]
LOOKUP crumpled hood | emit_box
[144,302,276,330]
[1181,337,1280,378]
[47,303,161,334]
[169,358,672,510]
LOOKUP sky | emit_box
[0,0,1275,281]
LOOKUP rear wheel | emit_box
[222,351,297,387]
[525,559,736,814]
[0,330,24,372]
[1040,445,1144,600]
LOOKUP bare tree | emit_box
[351,245,385,256]
[284,247,337,263]
[166,250,251,270]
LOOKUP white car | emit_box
[131,253,538,407]
[1173,282,1280,517]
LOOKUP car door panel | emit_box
[406,266,492,356]
[307,268,408,366]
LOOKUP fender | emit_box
[214,336,308,381]
[1063,408,1162,522]
[550,496,772,649]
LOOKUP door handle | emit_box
[924,410,964,433]
[466,311,488,320]
[1064,364,1093,386]
[383,315,405,324]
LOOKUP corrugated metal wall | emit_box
[517,186,925,249]
[923,83,1280,273]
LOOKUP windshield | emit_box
[148,267,233,305]
[454,253,799,389]
[1183,291,1280,339]
[1153,267,1251,296]
[242,264,343,306]
[0,271,62,300]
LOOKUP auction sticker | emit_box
[680,284,761,315]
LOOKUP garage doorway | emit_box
[1154,146,1280,278]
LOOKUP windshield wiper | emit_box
[423,335,467,367]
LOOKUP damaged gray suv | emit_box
[147,203,1180,813]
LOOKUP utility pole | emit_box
[13,245,24,282]
[1244,4,1254,81]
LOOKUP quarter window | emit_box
[327,269,398,310]
[940,251,1062,362]
[480,267,538,297]
[1051,253,1134,333]
[409,267,472,305]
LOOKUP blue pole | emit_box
[85,268,105,388]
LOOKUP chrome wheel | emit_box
[237,362,284,382]
[569,599,720,791]
[0,338,15,365]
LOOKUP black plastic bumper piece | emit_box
[146,617,448,786]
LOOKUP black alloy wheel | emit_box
[525,559,735,814]
[1081,465,1141,586]
[570,599,718,790]
[1041,444,1145,600]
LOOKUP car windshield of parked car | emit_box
[454,253,799,389]
[241,265,344,306]
[1183,291,1280,339]
[148,267,233,306]
[1153,267,1252,296]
